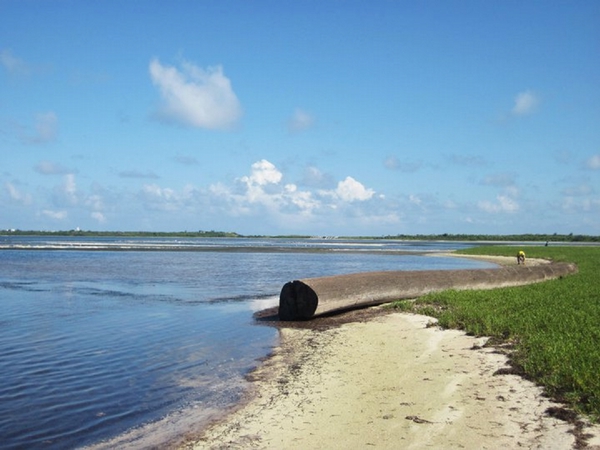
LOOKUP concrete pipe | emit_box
[278,262,577,321]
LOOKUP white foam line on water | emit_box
[247,295,279,312]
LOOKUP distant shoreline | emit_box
[2,230,599,242]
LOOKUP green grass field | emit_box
[391,245,600,421]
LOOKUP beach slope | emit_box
[181,312,600,449]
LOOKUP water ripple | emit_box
[0,240,492,449]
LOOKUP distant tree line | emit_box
[2,230,599,242]
[2,229,241,238]
[377,233,600,242]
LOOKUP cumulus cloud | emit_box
[288,108,314,133]
[149,58,242,130]
[585,154,600,170]
[50,174,78,207]
[85,193,105,212]
[240,160,283,186]
[283,183,320,213]
[478,194,519,214]
[234,160,286,208]
[512,90,539,116]
[62,174,78,204]
[300,166,335,189]
[208,160,378,223]
[335,176,375,202]
[30,159,382,232]
[140,184,180,211]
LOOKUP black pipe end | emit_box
[279,280,318,321]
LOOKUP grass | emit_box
[390,245,600,421]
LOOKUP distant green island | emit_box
[2,229,599,242]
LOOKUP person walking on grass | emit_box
[517,250,526,265]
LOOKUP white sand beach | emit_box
[180,311,600,449]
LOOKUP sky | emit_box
[1,1,599,236]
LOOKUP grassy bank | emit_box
[391,245,600,421]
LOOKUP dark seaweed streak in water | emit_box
[0,239,494,449]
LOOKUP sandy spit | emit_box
[179,311,600,449]
[427,252,550,267]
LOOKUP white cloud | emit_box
[288,108,314,133]
[50,174,78,207]
[585,154,600,170]
[5,182,32,205]
[408,194,422,206]
[140,184,180,211]
[64,174,77,197]
[0,49,29,75]
[284,184,319,213]
[512,90,539,116]
[41,209,67,220]
[335,176,375,202]
[149,58,242,130]
[64,175,77,205]
[91,211,106,223]
[561,197,600,214]
[17,159,385,233]
[209,161,378,225]
[240,159,283,186]
[300,166,334,189]
[235,160,285,208]
[85,194,105,211]
[478,194,519,213]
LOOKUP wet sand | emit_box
[178,255,600,449]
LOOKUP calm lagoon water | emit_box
[0,237,496,449]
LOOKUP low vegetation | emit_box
[391,245,600,421]
[379,233,599,242]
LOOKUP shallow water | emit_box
[0,237,495,449]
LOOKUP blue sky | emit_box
[2,1,599,236]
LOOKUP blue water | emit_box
[0,237,495,449]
